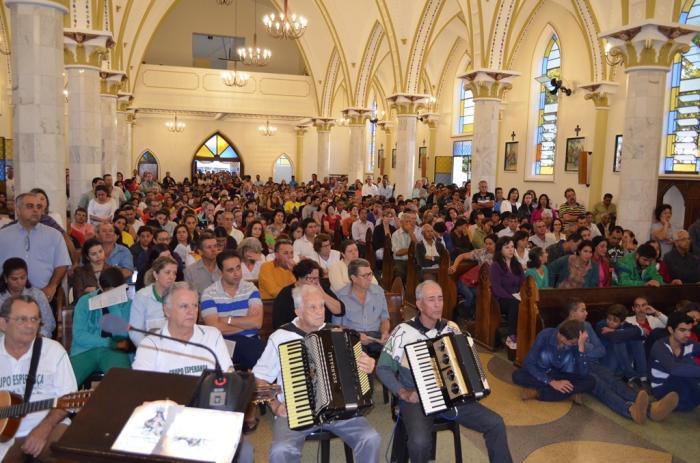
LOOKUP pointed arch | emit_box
[355,22,385,108]
[192,132,244,176]
[273,154,294,183]
[136,150,159,179]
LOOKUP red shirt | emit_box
[638,318,652,336]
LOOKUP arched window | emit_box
[456,85,474,134]
[273,154,294,183]
[534,34,560,176]
[136,150,159,179]
[192,132,243,175]
[665,0,700,174]
[367,99,377,173]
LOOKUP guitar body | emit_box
[0,390,23,443]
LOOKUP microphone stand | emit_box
[127,325,226,384]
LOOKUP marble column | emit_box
[387,94,429,199]
[420,114,440,181]
[295,125,308,181]
[377,121,394,179]
[100,70,126,177]
[342,108,372,183]
[64,30,112,213]
[7,0,68,216]
[459,70,519,189]
[311,118,335,180]
[116,93,133,177]
[580,82,618,207]
[601,23,699,237]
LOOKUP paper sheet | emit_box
[111,400,243,463]
[88,284,129,310]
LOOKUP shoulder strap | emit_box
[23,336,43,402]
[278,322,307,338]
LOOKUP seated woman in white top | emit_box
[498,187,521,215]
[238,237,265,281]
[132,281,233,375]
[129,256,179,346]
[87,185,117,226]
[328,240,377,292]
[310,233,340,277]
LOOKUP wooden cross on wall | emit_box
[510,131,516,141]
[574,125,582,136]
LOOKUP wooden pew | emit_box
[436,248,456,321]
[333,220,343,251]
[365,228,376,269]
[381,238,394,291]
[515,283,700,365]
[260,299,274,341]
[474,263,502,351]
[404,242,417,305]
[386,277,405,329]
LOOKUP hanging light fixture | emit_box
[258,119,277,136]
[263,0,308,40]
[165,113,186,133]
[216,0,233,5]
[221,0,250,87]
[238,0,271,66]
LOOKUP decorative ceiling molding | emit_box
[405,0,444,94]
[487,0,517,70]
[135,107,308,122]
[572,0,604,82]
[355,21,385,108]
[321,48,340,117]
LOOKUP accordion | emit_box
[405,332,490,415]
[278,327,373,430]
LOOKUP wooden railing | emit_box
[473,263,502,351]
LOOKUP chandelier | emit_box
[165,113,186,133]
[258,120,277,136]
[216,0,233,4]
[238,0,271,66]
[263,0,308,39]
[221,0,250,86]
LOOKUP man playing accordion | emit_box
[376,280,513,463]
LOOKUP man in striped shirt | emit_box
[558,188,586,232]
[201,249,264,370]
[649,311,700,412]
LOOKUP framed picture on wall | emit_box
[565,137,585,172]
[504,141,518,171]
[391,148,397,168]
[613,134,622,172]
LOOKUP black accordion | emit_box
[278,326,373,430]
[405,332,490,415]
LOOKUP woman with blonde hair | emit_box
[129,256,179,346]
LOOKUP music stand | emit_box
[51,368,209,463]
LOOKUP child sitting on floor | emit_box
[595,304,647,384]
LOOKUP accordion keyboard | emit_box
[405,342,448,414]
[278,341,315,429]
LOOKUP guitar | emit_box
[252,383,281,404]
[0,390,92,442]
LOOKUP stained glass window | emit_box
[456,85,474,134]
[195,133,239,160]
[452,140,472,185]
[368,99,377,172]
[534,35,560,176]
[665,0,700,174]
[137,150,159,179]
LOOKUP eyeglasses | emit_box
[303,276,320,283]
[4,316,41,325]
[356,272,374,279]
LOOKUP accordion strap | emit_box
[278,322,308,338]
[406,316,447,337]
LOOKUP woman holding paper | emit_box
[70,267,132,386]
[128,256,179,346]
[70,238,119,301]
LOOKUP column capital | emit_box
[126,109,136,124]
[5,0,68,13]
[377,120,394,134]
[117,92,133,112]
[386,93,430,115]
[458,69,520,101]
[100,69,127,96]
[419,113,440,128]
[295,125,310,136]
[311,117,335,132]
[341,107,373,125]
[64,29,114,67]
[579,81,619,109]
[600,21,700,71]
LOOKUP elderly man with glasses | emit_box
[333,258,390,356]
[663,230,700,284]
[0,193,71,303]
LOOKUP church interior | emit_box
[0,0,699,462]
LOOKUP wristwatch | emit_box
[226,316,233,326]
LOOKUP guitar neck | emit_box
[0,398,56,419]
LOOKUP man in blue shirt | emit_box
[512,319,595,402]
[333,258,389,356]
[0,193,71,301]
[649,311,700,412]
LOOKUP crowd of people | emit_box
[0,168,698,462]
